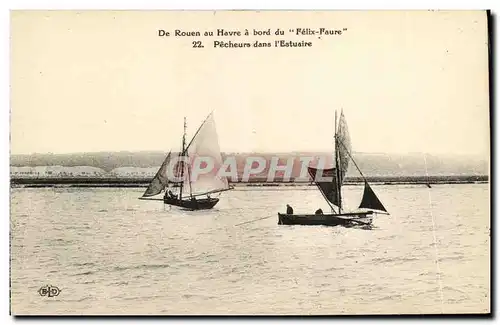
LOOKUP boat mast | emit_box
[178,117,187,200]
[334,110,343,213]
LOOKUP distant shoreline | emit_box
[10,175,488,188]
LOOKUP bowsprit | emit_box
[38,285,61,297]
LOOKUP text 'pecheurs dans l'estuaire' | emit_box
[157,27,348,49]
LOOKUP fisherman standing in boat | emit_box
[286,204,293,214]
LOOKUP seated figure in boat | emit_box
[167,190,177,200]
[315,208,323,215]
[286,204,293,214]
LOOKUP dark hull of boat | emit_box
[163,197,220,210]
[278,211,373,227]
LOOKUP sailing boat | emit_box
[139,112,233,210]
[278,109,388,227]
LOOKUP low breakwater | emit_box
[10,175,488,188]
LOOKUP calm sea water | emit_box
[10,184,490,315]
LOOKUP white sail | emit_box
[183,113,229,197]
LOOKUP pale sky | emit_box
[10,10,490,157]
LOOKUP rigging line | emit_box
[336,137,390,214]
[183,110,215,155]
[335,136,367,181]
[234,215,275,227]
[424,153,444,313]
[188,188,233,198]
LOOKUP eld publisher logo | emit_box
[38,285,61,298]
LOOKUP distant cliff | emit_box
[10,151,488,177]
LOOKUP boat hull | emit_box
[163,196,220,210]
[277,211,373,227]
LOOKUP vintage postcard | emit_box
[9,10,490,315]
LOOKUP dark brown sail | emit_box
[142,151,172,197]
[358,181,388,213]
[307,166,340,207]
